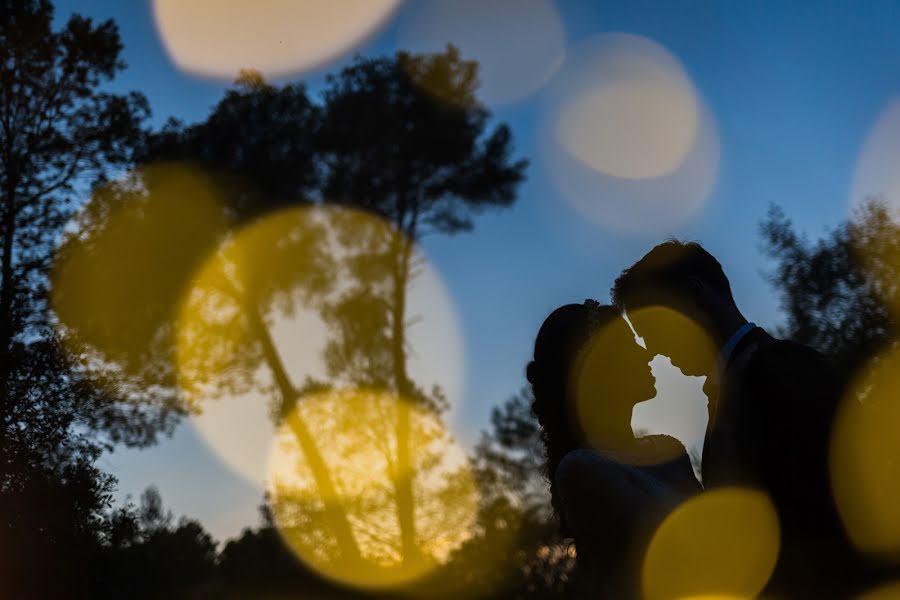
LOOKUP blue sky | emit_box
[53,0,900,542]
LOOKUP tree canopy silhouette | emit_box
[761,198,900,585]
[56,45,528,595]
[760,198,899,386]
[139,71,321,219]
[0,1,164,594]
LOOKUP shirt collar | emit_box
[717,322,756,377]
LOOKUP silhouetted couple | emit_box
[528,240,848,599]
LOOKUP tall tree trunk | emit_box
[389,228,419,566]
[243,295,363,565]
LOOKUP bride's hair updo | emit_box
[527,300,621,534]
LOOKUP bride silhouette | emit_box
[528,300,700,599]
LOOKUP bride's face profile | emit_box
[531,304,656,450]
[573,315,657,411]
[568,314,656,453]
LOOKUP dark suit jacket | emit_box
[702,327,853,597]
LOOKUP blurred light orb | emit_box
[153,0,402,79]
[52,163,229,384]
[555,34,699,180]
[399,0,565,106]
[830,345,900,560]
[848,98,900,319]
[626,306,719,380]
[642,487,780,600]
[176,205,466,487]
[851,98,900,217]
[632,354,709,469]
[541,34,720,234]
[267,388,479,590]
[572,315,687,465]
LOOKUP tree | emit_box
[473,387,549,514]
[61,71,341,581]
[0,0,148,412]
[760,198,898,386]
[760,198,900,585]
[138,70,321,220]
[0,1,156,593]
[62,44,526,593]
[90,487,218,600]
[312,46,527,571]
[436,387,573,599]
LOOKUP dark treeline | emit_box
[2,1,899,598]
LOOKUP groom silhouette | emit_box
[611,240,851,597]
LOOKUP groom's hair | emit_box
[611,240,732,312]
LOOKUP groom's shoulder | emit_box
[743,335,838,406]
[749,335,831,379]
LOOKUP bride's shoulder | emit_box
[554,448,622,507]
[639,434,688,458]
[555,448,611,485]
[557,448,604,474]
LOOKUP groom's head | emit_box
[612,240,736,376]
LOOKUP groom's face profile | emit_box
[627,306,717,377]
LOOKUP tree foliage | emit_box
[0,1,162,594]
[94,46,529,593]
[760,198,899,386]
[5,5,537,592]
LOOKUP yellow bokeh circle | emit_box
[175,204,466,491]
[641,487,780,600]
[174,203,331,485]
[570,314,686,465]
[831,344,900,560]
[267,387,479,591]
[626,306,719,380]
[52,163,230,385]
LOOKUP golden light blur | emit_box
[641,487,780,600]
[540,33,720,234]
[267,387,479,591]
[399,0,566,106]
[830,344,900,560]
[175,204,466,487]
[52,163,229,384]
[174,204,328,485]
[627,306,719,380]
[632,355,710,471]
[153,0,402,80]
[851,98,900,217]
[857,581,900,600]
[572,315,688,465]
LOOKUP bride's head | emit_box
[528,300,655,437]
[527,300,655,526]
